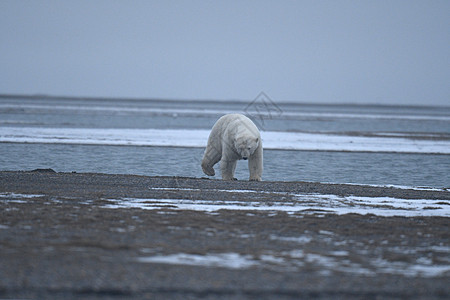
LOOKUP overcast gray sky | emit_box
[1,1,449,105]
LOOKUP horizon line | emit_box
[0,93,448,109]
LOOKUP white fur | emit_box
[201,114,263,181]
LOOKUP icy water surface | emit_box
[1,96,449,187]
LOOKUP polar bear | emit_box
[201,114,263,181]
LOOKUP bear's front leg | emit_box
[248,145,263,181]
[220,159,238,180]
[201,143,222,176]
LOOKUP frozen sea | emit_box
[0,95,449,188]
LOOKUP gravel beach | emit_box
[1,171,449,299]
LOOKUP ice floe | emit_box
[1,127,449,154]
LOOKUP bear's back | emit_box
[214,114,259,136]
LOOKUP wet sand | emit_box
[0,171,449,299]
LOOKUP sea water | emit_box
[0,96,449,187]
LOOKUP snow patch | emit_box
[103,193,450,217]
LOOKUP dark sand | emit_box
[0,171,449,299]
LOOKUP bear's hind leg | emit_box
[220,159,237,180]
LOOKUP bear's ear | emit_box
[255,138,259,143]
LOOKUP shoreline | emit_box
[1,170,449,200]
[1,171,449,299]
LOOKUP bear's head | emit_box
[234,136,259,160]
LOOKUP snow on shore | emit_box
[104,192,450,217]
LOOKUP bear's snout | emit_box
[242,157,248,160]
